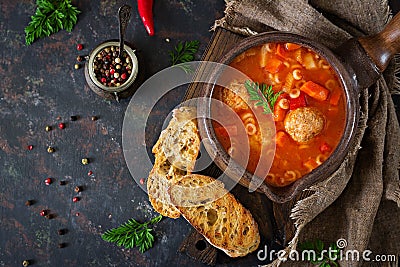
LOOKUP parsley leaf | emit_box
[25,0,80,45]
[169,40,200,73]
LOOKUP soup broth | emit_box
[213,43,346,187]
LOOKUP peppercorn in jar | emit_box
[93,46,133,87]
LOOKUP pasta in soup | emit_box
[213,42,346,187]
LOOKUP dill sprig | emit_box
[169,40,200,73]
[25,0,80,45]
[101,214,163,253]
[244,80,282,114]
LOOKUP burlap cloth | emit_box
[212,0,400,266]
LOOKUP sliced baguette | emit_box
[169,174,260,257]
[147,106,200,218]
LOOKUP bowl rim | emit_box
[197,32,359,203]
[88,41,139,93]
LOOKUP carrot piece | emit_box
[300,81,330,101]
[276,44,290,59]
[273,104,287,122]
[329,88,342,106]
[275,131,289,147]
[285,43,301,51]
[264,58,283,74]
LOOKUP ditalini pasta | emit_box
[212,42,346,187]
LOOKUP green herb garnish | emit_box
[102,214,163,253]
[244,80,282,114]
[169,40,200,73]
[298,239,341,267]
[25,0,80,45]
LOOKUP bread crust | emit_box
[169,174,260,257]
[147,107,200,218]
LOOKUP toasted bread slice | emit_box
[147,107,200,218]
[169,174,260,257]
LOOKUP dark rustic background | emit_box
[0,1,399,267]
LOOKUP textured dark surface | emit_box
[1,1,399,267]
[0,1,227,266]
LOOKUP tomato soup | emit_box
[213,42,346,187]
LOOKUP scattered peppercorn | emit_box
[91,116,98,121]
[74,186,82,193]
[75,212,80,216]
[72,197,80,202]
[57,229,67,235]
[56,116,62,120]
[59,180,67,186]
[22,260,30,266]
[76,55,83,62]
[74,64,80,70]
[81,158,89,165]
[45,214,53,220]
[45,125,52,132]
[40,210,47,216]
[47,146,55,153]
[27,145,33,150]
[70,115,78,121]
[88,170,93,176]
[44,178,52,185]
[58,242,66,248]
[76,43,83,51]
[58,122,65,129]
[25,200,33,206]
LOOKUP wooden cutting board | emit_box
[179,26,312,266]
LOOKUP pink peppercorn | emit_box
[45,178,52,185]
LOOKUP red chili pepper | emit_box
[137,0,154,36]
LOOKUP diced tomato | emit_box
[264,58,284,74]
[276,44,290,59]
[289,91,307,110]
[285,43,301,51]
[320,142,332,153]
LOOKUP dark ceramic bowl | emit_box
[198,13,400,203]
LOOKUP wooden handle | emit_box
[358,12,400,72]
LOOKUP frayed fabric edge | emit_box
[211,17,259,36]
[211,0,258,36]
[393,53,400,95]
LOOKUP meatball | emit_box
[284,107,325,143]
